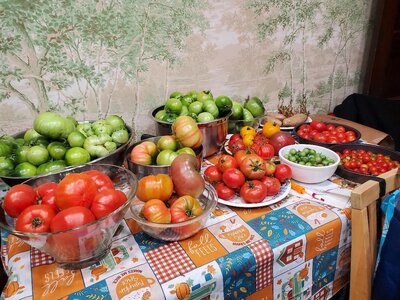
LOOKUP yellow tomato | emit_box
[242,134,254,146]
[262,121,281,138]
[240,126,257,138]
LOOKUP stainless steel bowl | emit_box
[151,106,231,157]
[0,124,133,187]
[125,136,203,179]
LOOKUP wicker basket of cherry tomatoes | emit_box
[293,121,361,147]
[330,144,400,183]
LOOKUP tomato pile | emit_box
[204,152,292,204]
[3,170,126,233]
[296,121,358,144]
[336,148,400,175]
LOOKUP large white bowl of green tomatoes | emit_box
[278,144,340,183]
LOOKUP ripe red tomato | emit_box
[298,124,311,132]
[239,180,268,203]
[217,154,238,172]
[234,149,251,165]
[204,166,223,183]
[239,154,266,179]
[265,160,277,176]
[41,194,58,212]
[255,144,275,160]
[228,134,242,149]
[260,176,281,196]
[336,125,346,133]
[35,182,58,199]
[274,164,292,183]
[50,206,96,232]
[326,124,336,131]
[215,182,235,200]
[4,184,37,218]
[229,139,246,154]
[253,132,269,145]
[142,199,171,224]
[55,173,98,210]
[90,189,127,219]
[170,195,203,223]
[15,204,56,233]
[310,121,327,132]
[81,170,114,192]
[313,133,327,143]
[222,168,245,189]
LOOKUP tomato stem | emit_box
[31,217,43,228]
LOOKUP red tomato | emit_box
[253,132,269,145]
[15,204,56,233]
[50,206,96,232]
[234,149,251,165]
[255,144,275,160]
[55,173,98,210]
[222,168,246,189]
[142,199,171,224]
[3,184,37,218]
[229,139,246,154]
[326,124,336,131]
[274,164,292,182]
[239,180,268,203]
[228,134,242,148]
[313,133,327,143]
[81,170,114,192]
[298,124,311,132]
[170,195,203,223]
[310,121,327,132]
[239,154,266,179]
[204,166,223,183]
[260,176,281,196]
[336,125,346,133]
[35,182,58,199]
[41,194,58,212]
[265,160,277,176]
[346,135,357,142]
[217,154,238,172]
[215,182,235,200]
[90,189,128,219]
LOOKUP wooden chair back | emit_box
[350,168,400,300]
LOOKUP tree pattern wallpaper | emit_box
[0,0,373,138]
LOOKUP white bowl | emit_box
[278,144,340,183]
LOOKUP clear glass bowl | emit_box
[129,182,217,241]
[0,164,138,269]
[228,116,263,134]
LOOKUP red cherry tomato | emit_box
[260,176,281,196]
[274,164,292,183]
[55,173,98,210]
[80,170,114,192]
[310,121,327,132]
[90,189,128,219]
[215,182,235,200]
[336,125,346,133]
[239,180,268,203]
[50,206,96,232]
[204,166,223,183]
[3,184,37,218]
[222,168,246,189]
[15,204,56,233]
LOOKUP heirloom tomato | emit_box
[215,182,235,200]
[222,168,245,189]
[15,204,56,233]
[229,139,246,155]
[50,206,96,232]
[239,154,266,180]
[260,176,281,196]
[239,180,268,203]
[4,184,37,218]
[228,134,241,148]
[170,195,203,223]
[91,189,127,219]
[254,144,274,160]
[217,154,238,172]
[136,174,173,202]
[262,121,280,138]
[81,170,114,192]
[240,126,256,138]
[234,149,251,165]
[142,199,171,224]
[172,116,203,148]
[204,166,223,183]
[55,173,98,210]
[130,141,158,165]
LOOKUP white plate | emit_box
[218,180,291,208]
[260,116,312,130]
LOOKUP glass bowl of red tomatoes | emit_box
[330,144,400,183]
[293,121,361,147]
[129,181,217,241]
[0,164,138,269]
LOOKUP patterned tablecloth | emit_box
[0,172,354,300]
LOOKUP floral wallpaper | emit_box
[0,0,373,138]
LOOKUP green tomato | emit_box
[104,141,117,152]
[179,105,189,116]
[23,128,42,143]
[197,112,214,123]
[215,95,233,115]
[0,157,14,173]
[196,90,213,103]
[157,136,178,151]
[188,101,203,115]
[15,146,30,164]
[169,91,183,99]
[47,142,68,160]
[68,131,86,147]
[30,136,50,148]
[165,98,183,115]
[156,149,178,166]
[161,113,178,123]
[202,100,219,119]
[155,109,167,120]
[228,121,239,134]
[180,95,194,107]
[36,160,67,175]
[186,90,198,101]
[15,138,25,147]
[112,129,129,144]
[0,141,12,157]
[65,147,91,166]
[77,123,94,137]
[93,123,113,136]
[189,113,198,122]
[244,96,265,117]
[176,147,196,156]
[243,108,255,123]
[14,162,37,177]
[33,112,74,139]
[231,101,244,120]
[105,115,126,131]
[27,145,49,166]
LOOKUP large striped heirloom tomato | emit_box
[172,116,203,148]
[130,141,158,165]
[136,174,174,202]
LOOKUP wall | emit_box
[0,0,373,138]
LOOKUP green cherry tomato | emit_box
[47,142,68,160]
[65,147,91,166]
[14,162,37,177]
[165,98,183,114]
[27,145,50,166]
[67,131,86,147]
[161,113,178,123]
[215,95,233,115]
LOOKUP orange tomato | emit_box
[240,126,257,138]
[262,121,281,138]
[136,174,174,202]
[242,134,254,146]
